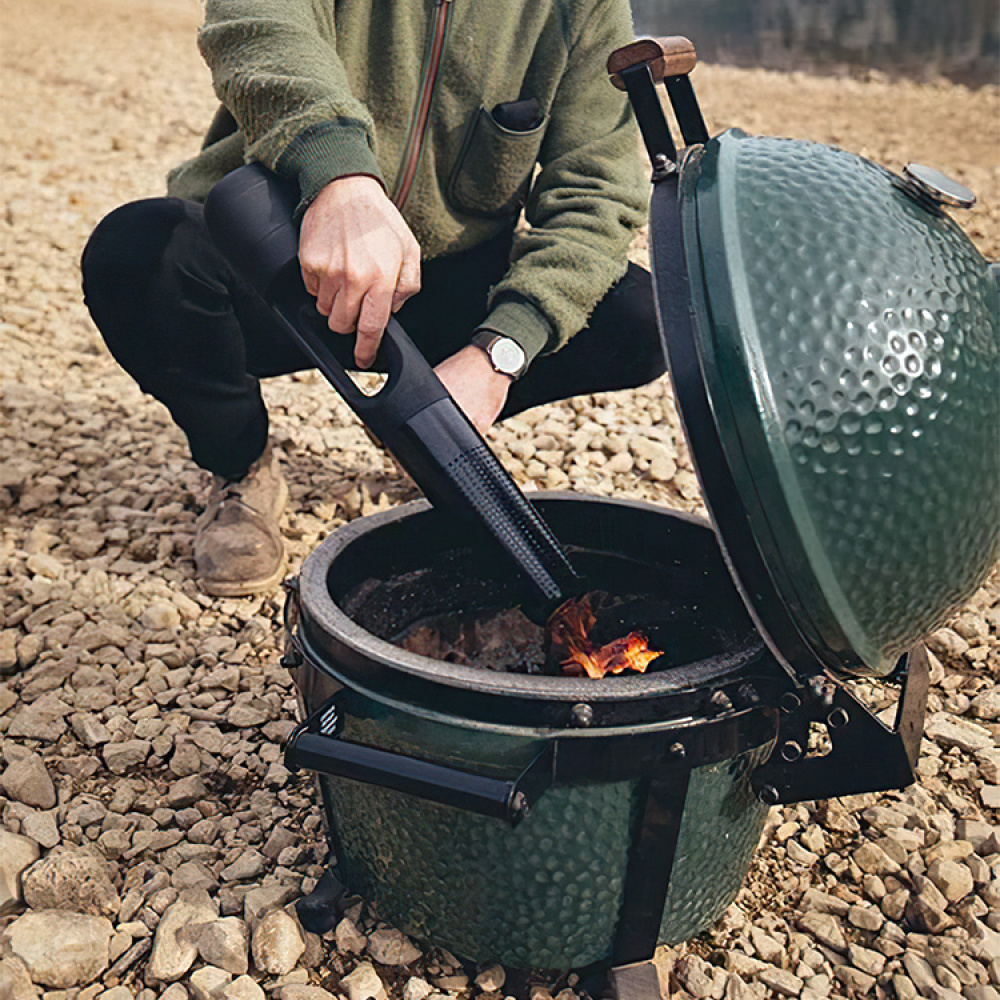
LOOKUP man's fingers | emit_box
[327,281,366,335]
[302,266,320,298]
[354,279,395,368]
[314,273,342,318]
[393,246,422,311]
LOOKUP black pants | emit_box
[81,198,666,479]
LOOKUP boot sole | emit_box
[197,552,288,597]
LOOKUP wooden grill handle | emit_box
[607,36,697,90]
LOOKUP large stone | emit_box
[251,909,304,975]
[925,714,994,754]
[366,928,421,966]
[189,966,232,1000]
[756,967,804,998]
[905,893,955,935]
[223,976,267,1000]
[166,775,208,809]
[242,883,297,926]
[276,989,337,1000]
[474,967,505,993]
[220,850,266,883]
[140,601,181,631]
[147,888,219,982]
[0,830,41,916]
[22,846,120,918]
[102,740,151,775]
[403,979,434,1000]
[341,962,387,1000]
[6,909,113,987]
[1,753,56,809]
[927,858,974,903]
[797,911,848,952]
[335,917,366,955]
[198,917,249,975]
[0,955,38,1000]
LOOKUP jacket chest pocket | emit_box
[447,104,548,218]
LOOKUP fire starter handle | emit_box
[607,36,698,89]
[203,164,581,621]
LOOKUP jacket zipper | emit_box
[392,0,454,210]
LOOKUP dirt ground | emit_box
[1,1,998,998]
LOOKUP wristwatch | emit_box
[470,331,528,379]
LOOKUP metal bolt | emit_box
[780,740,803,762]
[780,692,802,714]
[511,792,529,818]
[651,154,677,180]
[669,742,686,760]
[571,703,594,728]
[827,707,850,730]
[708,690,733,714]
[738,683,760,706]
[808,675,836,708]
[758,785,781,805]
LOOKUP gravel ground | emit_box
[1,1,998,998]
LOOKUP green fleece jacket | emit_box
[168,0,647,367]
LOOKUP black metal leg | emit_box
[608,961,664,1000]
[295,867,351,934]
[611,765,692,988]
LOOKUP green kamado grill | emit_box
[209,34,998,997]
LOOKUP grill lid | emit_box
[615,40,1000,681]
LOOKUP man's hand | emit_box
[299,175,421,368]
[434,345,513,435]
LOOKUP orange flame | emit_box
[549,594,661,679]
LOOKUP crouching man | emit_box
[82,0,665,597]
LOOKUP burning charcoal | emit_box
[547,593,661,678]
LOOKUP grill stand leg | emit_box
[608,765,693,1000]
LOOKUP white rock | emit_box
[189,966,232,1000]
[474,966,505,993]
[1,753,56,809]
[366,927,421,966]
[0,830,40,916]
[334,916,366,955]
[925,713,994,754]
[102,739,151,774]
[402,979,434,1000]
[341,962,387,1000]
[18,810,59,850]
[223,976,266,1000]
[927,857,974,903]
[197,917,249,975]
[147,888,219,982]
[251,909,305,975]
[6,909,112,987]
[140,600,181,630]
[220,850,266,882]
[0,954,38,1000]
[98,989,135,1000]
[22,845,120,918]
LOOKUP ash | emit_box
[397,607,548,673]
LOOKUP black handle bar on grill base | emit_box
[284,694,556,827]
[203,163,581,624]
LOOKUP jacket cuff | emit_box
[475,298,553,371]
[275,121,385,215]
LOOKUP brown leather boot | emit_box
[194,444,289,596]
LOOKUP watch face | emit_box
[489,337,526,376]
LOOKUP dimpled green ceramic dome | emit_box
[682,129,999,677]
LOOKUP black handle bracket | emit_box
[620,60,709,180]
[285,694,555,827]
